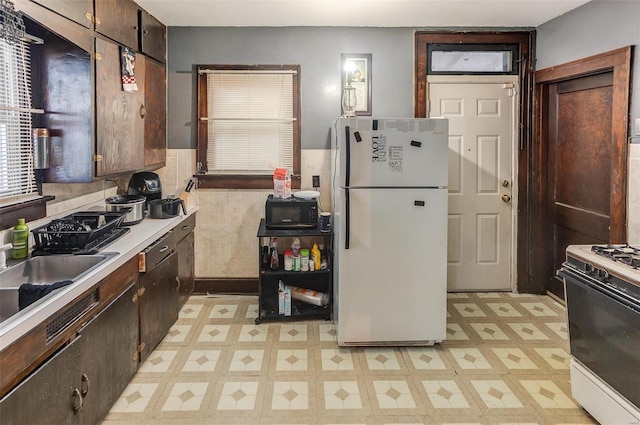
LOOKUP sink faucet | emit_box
[0,243,12,269]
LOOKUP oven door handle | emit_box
[558,267,640,312]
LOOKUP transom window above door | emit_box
[428,44,519,75]
[196,64,301,189]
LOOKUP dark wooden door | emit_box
[144,59,167,168]
[534,47,631,299]
[545,73,615,298]
[0,337,82,425]
[78,283,139,424]
[139,251,179,362]
[95,38,145,177]
[94,0,139,50]
[140,9,166,63]
[32,0,93,28]
[177,231,195,308]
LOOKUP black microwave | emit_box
[265,195,318,229]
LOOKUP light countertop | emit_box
[0,204,197,351]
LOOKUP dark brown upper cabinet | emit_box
[144,59,167,168]
[94,0,140,51]
[95,38,146,177]
[140,9,166,63]
[15,0,166,181]
[32,0,93,28]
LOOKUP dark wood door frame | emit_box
[533,46,632,293]
[414,31,535,292]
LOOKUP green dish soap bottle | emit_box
[12,218,29,260]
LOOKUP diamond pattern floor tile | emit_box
[101,294,597,425]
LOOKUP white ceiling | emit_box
[134,0,592,28]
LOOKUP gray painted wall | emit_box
[168,3,639,146]
[167,27,415,150]
[536,0,640,135]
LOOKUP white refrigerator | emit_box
[331,117,448,346]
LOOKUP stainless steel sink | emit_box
[0,254,116,323]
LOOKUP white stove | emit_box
[559,244,640,424]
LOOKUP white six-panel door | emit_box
[428,76,518,291]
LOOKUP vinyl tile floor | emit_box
[101,292,598,425]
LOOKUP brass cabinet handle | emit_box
[139,104,146,119]
[81,373,90,397]
[176,276,181,291]
[72,388,83,414]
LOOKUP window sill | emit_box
[0,196,55,231]
[195,174,301,190]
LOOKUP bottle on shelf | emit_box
[261,245,270,269]
[311,243,321,271]
[291,237,300,255]
[319,243,328,270]
[300,248,309,272]
[270,237,279,270]
[284,249,293,271]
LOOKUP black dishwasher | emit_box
[138,230,178,362]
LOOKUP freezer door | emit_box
[334,187,447,344]
[336,117,448,188]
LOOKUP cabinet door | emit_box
[139,251,179,361]
[140,10,166,63]
[32,0,93,28]
[177,232,195,308]
[77,283,139,424]
[144,59,167,168]
[0,338,82,425]
[94,0,139,50]
[95,38,145,177]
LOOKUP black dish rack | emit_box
[31,211,130,255]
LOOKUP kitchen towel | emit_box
[18,280,73,310]
[120,46,138,92]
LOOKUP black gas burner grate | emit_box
[591,244,640,269]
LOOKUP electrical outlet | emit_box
[312,175,320,188]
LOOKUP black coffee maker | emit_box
[127,172,162,207]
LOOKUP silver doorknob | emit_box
[502,194,511,202]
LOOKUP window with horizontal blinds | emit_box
[204,72,294,174]
[0,36,36,203]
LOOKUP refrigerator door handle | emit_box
[345,126,351,187]
[345,188,350,250]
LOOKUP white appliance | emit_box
[558,244,640,424]
[331,117,448,346]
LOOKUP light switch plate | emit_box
[635,117,640,136]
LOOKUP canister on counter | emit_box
[292,253,301,271]
[320,212,331,232]
[284,249,293,271]
[300,248,309,272]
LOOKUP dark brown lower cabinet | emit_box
[177,231,195,308]
[77,283,139,424]
[139,251,179,362]
[0,283,139,425]
[0,336,82,425]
